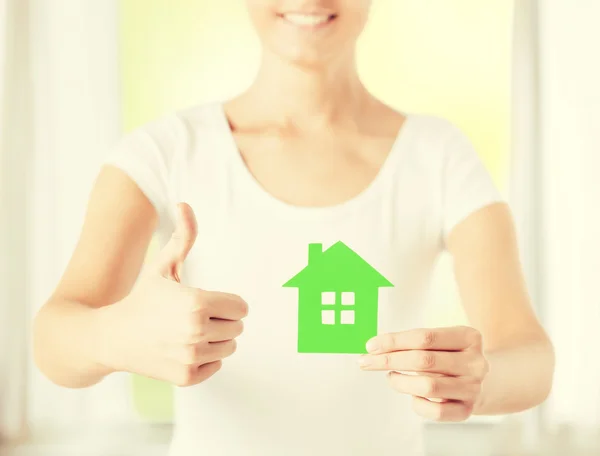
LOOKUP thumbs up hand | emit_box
[104,203,248,387]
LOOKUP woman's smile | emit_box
[277,12,338,30]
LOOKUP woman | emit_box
[33,1,554,455]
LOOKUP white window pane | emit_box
[321,292,335,305]
[322,310,335,325]
[341,292,355,305]
[341,310,355,324]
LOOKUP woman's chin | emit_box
[270,46,337,70]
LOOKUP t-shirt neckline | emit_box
[213,101,413,219]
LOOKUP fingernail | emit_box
[357,356,370,367]
[366,338,379,353]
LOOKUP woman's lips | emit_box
[278,12,338,30]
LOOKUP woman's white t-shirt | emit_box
[103,101,504,456]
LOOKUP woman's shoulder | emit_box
[401,112,482,167]
[105,101,226,169]
[104,100,224,172]
[395,111,488,184]
[133,101,222,141]
[174,100,224,126]
[405,111,467,142]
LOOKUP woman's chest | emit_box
[231,133,396,208]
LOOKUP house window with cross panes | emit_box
[321,291,355,325]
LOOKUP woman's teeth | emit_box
[282,13,334,27]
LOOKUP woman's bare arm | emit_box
[32,165,158,388]
[447,202,555,414]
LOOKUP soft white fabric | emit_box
[508,0,544,449]
[103,101,503,456]
[0,0,32,440]
[533,0,600,433]
[510,0,600,439]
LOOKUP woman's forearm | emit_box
[33,297,115,388]
[473,336,555,415]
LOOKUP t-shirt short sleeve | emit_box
[102,115,179,233]
[441,123,505,246]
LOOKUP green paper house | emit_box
[283,242,393,354]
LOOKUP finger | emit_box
[178,338,239,365]
[154,203,198,281]
[192,360,223,384]
[200,291,249,320]
[387,372,480,402]
[201,339,237,364]
[358,350,472,376]
[203,319,244,343]
[366,326,482,354]
[411,396,474,422]
[174,320,243,363]
[174,360,223,387]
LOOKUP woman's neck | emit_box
[240,49,373,132]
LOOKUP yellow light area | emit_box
[120,0,513,421]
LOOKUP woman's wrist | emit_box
[87,303,124,378]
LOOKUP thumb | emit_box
[153,202,198,282]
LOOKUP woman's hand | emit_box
[100,203,249,387]
[358,326,489,422]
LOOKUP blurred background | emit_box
[1,0,599,455]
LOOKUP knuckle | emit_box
[470,357,489,379]
[175,366,196,387]
[212,360,224,373]
[469,379,483,397]
[479,358,490,377]
[381,354,391,369]
[459,376,480,397]
[193,318,208,338]
[432,403,445,422]
[381,334,394,352]
[423,377,440,397]
[186,317,205,343]
[236,320,244,337]
[420,352,436,370]
[466,327,482,346]
[218,340,237,360]
[224,293,248,318]
[195,324,207,340]
[184,344,200,364]
[193,316,208,335]
[190,290,209,314]
[421,330,437,349]
[229,339,238,355]
[194,302,210,319]
[460,403,474,421]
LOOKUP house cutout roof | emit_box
[283,241,393,289]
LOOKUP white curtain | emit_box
[537,0,600,432]
[1,0,139,445]
[511,0,600,441]
[509,0,543,450]
[0,0,31,442]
